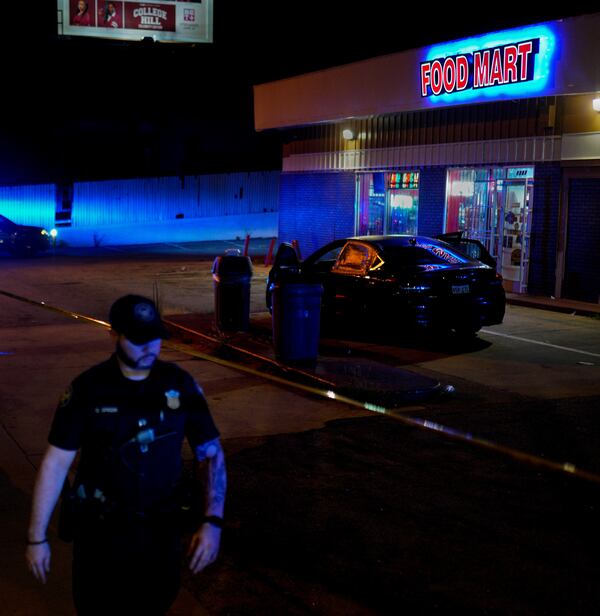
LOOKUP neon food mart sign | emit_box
[420,24,556,103]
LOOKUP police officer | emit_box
[26,294,226,615]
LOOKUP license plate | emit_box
[452,284,470,295]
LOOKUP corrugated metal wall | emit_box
[282,136,563,172]
[71,171,279,227]
[73,177,191,226]
[0,184,56,228]
[1,172,279,230]
[197,172,280,217]
[283,98,557,158]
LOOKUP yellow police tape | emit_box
[2,287,599,486]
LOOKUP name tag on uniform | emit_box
[94,406,119,414]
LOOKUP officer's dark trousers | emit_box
[72,516,181,615]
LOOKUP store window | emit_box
[357,172,419,236]
[445,167,534,294]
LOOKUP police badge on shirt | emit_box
[165,389,180,410]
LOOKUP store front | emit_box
[445,166,534,293]
[356,166,534,293]
[356,171,420,236]
[256,13,600,302]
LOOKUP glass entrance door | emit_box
[445,167,534,294]
[499,176,533,293]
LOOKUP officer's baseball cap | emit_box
[109,295,170,344]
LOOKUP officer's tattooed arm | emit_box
[188,438,226,574]
[195,438,226,516]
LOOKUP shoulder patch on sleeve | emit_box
[58,384,73,408]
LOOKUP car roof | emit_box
[348,235,445,249]
[347,234,492,267]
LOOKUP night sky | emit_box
[1,3,596,184]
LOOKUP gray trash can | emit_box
[212,254,253,332]
[272,282,323,363]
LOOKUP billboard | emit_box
[57,0,213,44]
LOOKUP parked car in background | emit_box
[0,214,52,256]
[266,235,506,338]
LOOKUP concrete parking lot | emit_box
[1,243,600,614]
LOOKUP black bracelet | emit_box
[203,515,224,529]
[27,538,48,546]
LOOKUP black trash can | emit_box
[212,253,253,332]
[272,282,323,364]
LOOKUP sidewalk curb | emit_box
[506,296,600,318]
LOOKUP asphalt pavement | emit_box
[1,242,600,614]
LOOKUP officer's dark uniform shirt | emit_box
[48,354,219,515]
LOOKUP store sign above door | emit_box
[420,25,556,104]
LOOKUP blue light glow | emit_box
[422,23,557,105]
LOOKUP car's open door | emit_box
[436,232,497,268]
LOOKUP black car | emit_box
[266,235,505,337]
[0,214,52,256]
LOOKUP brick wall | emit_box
[564,177,600,302]
[528,163,560,296]
[418,167,446,236]
[279,172,356,257]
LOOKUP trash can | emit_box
[272,282,323,363]
[212,253,253,332]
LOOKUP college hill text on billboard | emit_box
[58,0,213,44]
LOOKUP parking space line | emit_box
[481,329,600,359]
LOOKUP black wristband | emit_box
[27,538,48,546]
[203,515,224,529]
